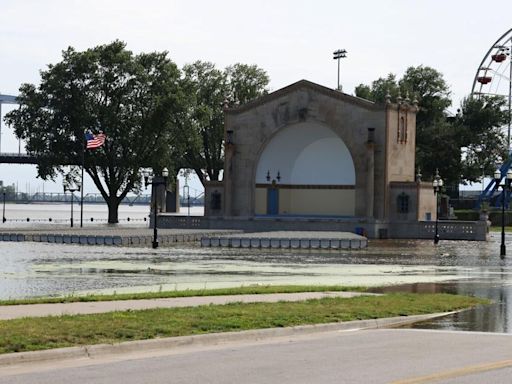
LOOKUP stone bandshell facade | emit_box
[198,80,485,240]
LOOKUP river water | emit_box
[0,203,511,333]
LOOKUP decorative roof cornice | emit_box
[225,79,385,114]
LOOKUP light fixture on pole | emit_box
[432,169,443,244]
[494,168,512,258]
[2,192,6,223]
[143,167,169,249]
[63,178,81,228]
[333,49,347,91]
[183,178,190,217]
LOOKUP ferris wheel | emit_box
[471,27,512,146]
[473,28,512,208]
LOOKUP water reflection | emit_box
[378,281,512,334]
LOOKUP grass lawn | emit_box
[0,285,366,306]
[0,293,487,354]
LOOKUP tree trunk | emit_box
[106,197,121,224]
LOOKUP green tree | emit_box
[5,41,187,223]
[456,96,508,184]
[355,65,508,189]
[182,61,269,185]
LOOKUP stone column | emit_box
[224,128,235,217]
[366,128,375,219]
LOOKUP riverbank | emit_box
[0,292,486,355]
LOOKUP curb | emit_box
[0,311,455,367]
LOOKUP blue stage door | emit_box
[267,188,279,215]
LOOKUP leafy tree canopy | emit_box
[355,65,508,190]
[5,41,188,223]
[182,61,269,185]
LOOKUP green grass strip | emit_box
[0,293,487,354]
[0,285,366,306]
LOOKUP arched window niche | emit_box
[254,122,356,217]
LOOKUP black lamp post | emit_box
[432,169,443,244]
[494,168,512,258]
[184,181,190,217]
[63,179,81,228]
[143,167,169,249]
[2,192,6,223]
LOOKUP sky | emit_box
[1,0,511,194]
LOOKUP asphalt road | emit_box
[1,329,511,384]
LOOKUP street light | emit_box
[432,169,443,244]
[332,49,347,91]
[62,178,81,228]
[2,192,6,223]
[183,179,190,217]
[494,168,512,257]
[143,167,169,249]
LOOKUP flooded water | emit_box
[0,203,204,227]
[0,222,512,334]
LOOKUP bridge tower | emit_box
[0,94,18,153]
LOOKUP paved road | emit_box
[1,329,511,383]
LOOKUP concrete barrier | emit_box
[241,238,251,248]
[330,240,341,249]
[210,238,220,247]
[320,239,330,249]
[250,238,260,248]
[231,238,241,248]
[280,239,291,249]
[219,238,230,247]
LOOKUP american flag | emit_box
[85,131,106,149]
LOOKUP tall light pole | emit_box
[432,169,443,244]
[2,192,6,223]
[183,174,190,217]
[494,168,512,257]
[333,49,347,91]
[63,178,81,228]
[143,167,169,249]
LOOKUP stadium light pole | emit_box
[333,49,347,91]
[143,168,169,249]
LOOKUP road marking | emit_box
[390,359,512,384]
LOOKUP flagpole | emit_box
[81,132,85,228]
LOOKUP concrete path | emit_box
[0,291,374,320]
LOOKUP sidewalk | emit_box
[0,291,376,320]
